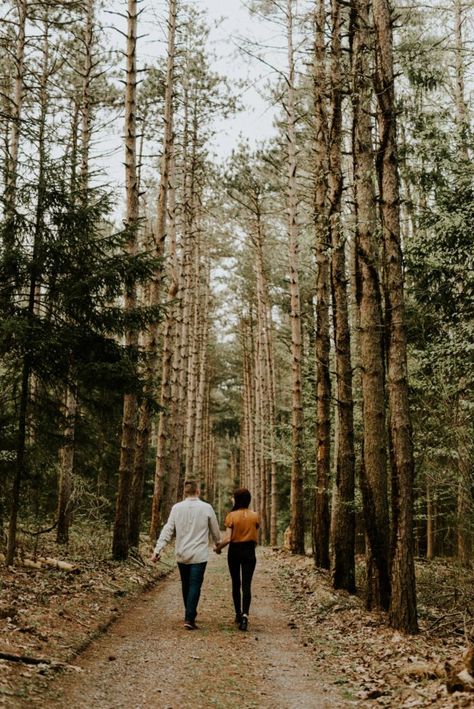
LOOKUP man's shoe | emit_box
[184,620,198,630]
[239,614,248,631]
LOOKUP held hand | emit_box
[151,552,160,563]
[214,545,222,555]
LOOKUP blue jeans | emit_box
[177,562,207,623]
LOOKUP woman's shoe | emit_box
[239,614,248,631]
[234,613,242,625]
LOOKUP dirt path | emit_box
[16,549,347,709]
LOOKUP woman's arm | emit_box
[214,528,232,553]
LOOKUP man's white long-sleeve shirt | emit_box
[153,496,221,564]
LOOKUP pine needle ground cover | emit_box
[0,525,170,703]
[1,544,474,707]
[272,550,474,707]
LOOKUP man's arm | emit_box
[151,508,176,562]
[208,506,221,547]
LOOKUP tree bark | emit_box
[135,0,176,544]
[192,258,209,484]
[286,0,305,555]
[328,0,356,592]
[351,0,391,611]
[112,0,140,560]
[4,0,27,216]
[7,14,50,565]
[312,0,331,570]
[57,0,95,546]
[372,0,418,632]
[56,382,77,544]
[456,396,472,567]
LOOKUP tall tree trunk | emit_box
[312,0,331,570]
[286,0,305,554]
[242,319,257,505]
[184,232,200,478]
[56,382,77,544]
[192,261,209,483]
[57,0,95,545]
[6,15,50,565]
[112,0,140,560]
[149,154,178,539]
[254,330,264,532]
[453,0,469,161]
[452,0,471,568]
[2,0,27,552]
[162,81,195,518]
[328,0,356,592]
[253,213,277,544]
[426,475,435,560]
[372,0,418,632]
[133,0,176,545]
[4,0,27,217]
[79,0,93,193]
[456,396,472,567]
[351,0,391,611]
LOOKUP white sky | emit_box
[195,0,280,157]
[98,0,281,204]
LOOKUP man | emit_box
[151,480,221,630]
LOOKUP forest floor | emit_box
[1,532,474,708]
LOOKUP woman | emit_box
[215,488,259,631]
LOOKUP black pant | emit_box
[227,541,256,616]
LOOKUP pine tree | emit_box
[351,0,391,611]
[328,0,356,593]
[112,0,141,561]
[372,0,418,632]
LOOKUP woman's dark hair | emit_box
[232,488,251,511]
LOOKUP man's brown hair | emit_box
[184,479,199,496]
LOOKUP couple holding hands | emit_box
[151,480,259,632]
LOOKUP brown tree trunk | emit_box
[56,383,77,544]
[328,0,356,593]
[312,0,331,570]
[453,0,469,161]
[57,0,95,546]
[372,0,418,632]
[426,475,435,560]
[286,0,305,554]
[242,319,257,505]
[6,15,50,565]
[162,82,196,518]
[184,231,201,478]
[135,0,176,544]
[351,0,391,611]
[456,396,472,567]
[4,0,27,216]
[112,0,140,560]
[254,331,264,534]
[151,150,181,537]
[192,259,210,483]
[79,0,93,192]
[255,219,277,544]
[452,1,471,568]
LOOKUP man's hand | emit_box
[213,544,222,555]
[151,551,160,563]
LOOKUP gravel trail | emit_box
[22,550,347,709]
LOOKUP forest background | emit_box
[0,0,473,668]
